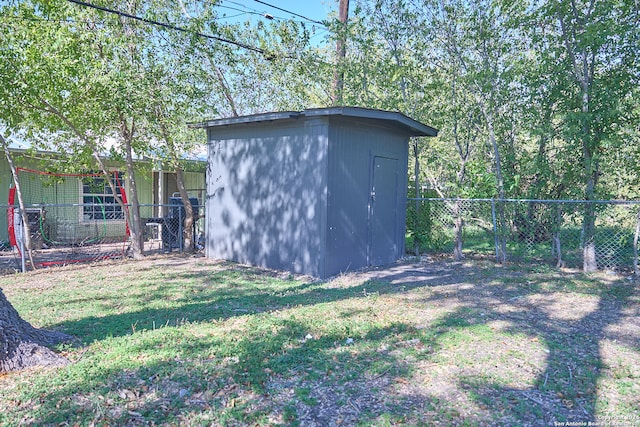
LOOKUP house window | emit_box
[81,173,125,220]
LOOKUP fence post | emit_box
[179,206,184,254]
[634,208,640,276]
[491,198,500,263]
[554,203,565,268]
[16,210,26,273]
[414,197,420,256]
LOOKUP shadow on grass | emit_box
[49,262,486,343]
[373,264,638,426]
[7,261,487,425]
[7,260,638,426]
[16,316,463,426]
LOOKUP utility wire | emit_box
[223,0,263,14]
[220,0,327,28]
[252,0,326,26]
[0,11,107,26]
[220,0,285,22]
[216,4,260,19]
[216,11,250,20]
[66,0,269,56]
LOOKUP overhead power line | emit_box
[216,4,260,19]
[66,0,269,56]
[252,0,326,26]
[218,0,327,27]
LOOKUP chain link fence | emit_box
[6,197,639,273]
[1,202,205,272]
[407,198,640,272]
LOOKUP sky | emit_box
[215,0,337,36]
[215,0,335,27]
[0,0,336,40]
[0,0,335,21]
[214,0,337,46]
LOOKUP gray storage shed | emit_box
[198,107,437,278]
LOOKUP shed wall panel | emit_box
[206,119,329,277]
[325,117,409,275]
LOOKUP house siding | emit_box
[1,153,204,243]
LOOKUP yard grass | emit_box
[0,255,639,426]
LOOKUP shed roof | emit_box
[193,107,438,137]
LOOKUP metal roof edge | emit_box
[301,107,438,137]
[190,111,301,129]
[192,107,438,137]
[6,146,206,166]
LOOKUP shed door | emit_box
[369,156,399,265]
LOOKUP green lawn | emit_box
[0,256,638,426]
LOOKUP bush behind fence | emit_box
[407,198,640,272]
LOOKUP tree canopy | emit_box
[2,0,637,198]
[0,0,638,262]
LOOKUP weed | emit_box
[282,403,298,424]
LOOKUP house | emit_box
[197,107,438,278]
[1,147,206,244]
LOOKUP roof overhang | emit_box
[191,107,438,137]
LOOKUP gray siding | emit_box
[206,118,329,277]
[325,117,409,276]
[203,107,433,279]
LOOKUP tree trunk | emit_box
[554,204,565,268]
[174,164,195,252]
[582,202,597,272]
[581,117,598,272]
[119,115,145,259]
[1,134,36,270]
[482,106,507,263]
[580,60,597,271]
[0,289,72,373]
[124,138,145,259]
[557,6,598,272]
[453,199,464,261]
[331,0,349,105]
[155,111,197,254]
[581,102,598,272]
